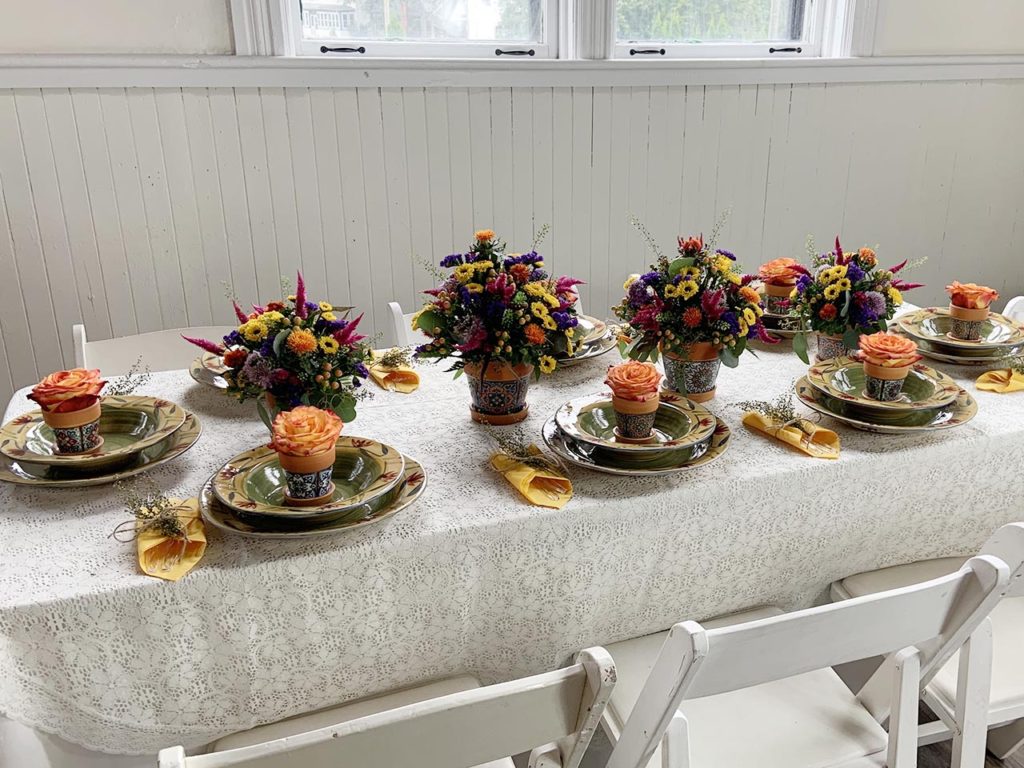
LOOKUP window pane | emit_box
[616,0,804,43]
[302,0,544,42]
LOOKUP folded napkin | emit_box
[369,359,420,393]
[742,412,840,460]
[976,369,1024,393]
[490,448,573,509]
[136,497,207,581]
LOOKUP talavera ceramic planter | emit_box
[815,333,856,362]
[763,282,795,315]
[862,361,911,402]
[611,395,660,442]
[661,343,721,403]
[41,401,103,454]
[463,361,534,425]
[276,448,336,506]
[948,302,990,341]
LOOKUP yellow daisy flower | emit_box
[322,311,337,321]
[823,283,842,301]
[472,260,494,273]
[836,278,852,292]
[464,283,484,294]
[543,294,560,309]
[530,301,550,318]
[683,266,702,279]
[319,301,333,311]
[623,274,640,290]
[726,271,742,286]
[678,280,700,300]
[889,286,903,305]
[742,307,757,326]
[738,317,749,337]
[454,264,476,283]
[542,315,558,330]
[663,283,680,299]
[524,283,547,297]
[318,336,340,355]
[538,355,557,374]
[258,310,285,326]
[240,319,268,342]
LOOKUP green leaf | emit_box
[255,397,275,431]
[793,332,810,364]
[272,328,291,356]
[719,346,740,369]
[414,309,443,333]
[668,257,695,277]
[453,368,464,379]
[336,399,357,423]
[843,327,861,350]
[649,345,660,363]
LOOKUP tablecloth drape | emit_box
[1,340,1022,754]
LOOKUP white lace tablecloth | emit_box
[2,339,1023,755]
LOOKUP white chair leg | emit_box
[660,713,689,768]
[985,718,1024,760]
[887,647,921,768]
[529,742,562,768]
[952,619,994,768]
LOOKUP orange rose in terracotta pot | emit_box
[605,361,661,442]
[857,332,921,402]
[946,281,1000,340]
[28,369,108,453]
[271,406,343,506]
[759,258,804,314]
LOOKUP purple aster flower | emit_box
[241,354,274,389]
[440,253,464,268]
[640,270,661,285]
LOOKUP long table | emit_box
[1,336,1022,756]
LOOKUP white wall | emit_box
[0,80,1023,406]
[0,0,234,54]
[874,0,1024,55]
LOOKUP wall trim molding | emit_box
[1,53,1023,89]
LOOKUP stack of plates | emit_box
[795,356,977,434]
[0,396,202,486]
[896,307,1024,366]
[190,352,230,389]
[200,435,425,538]
[542,393,731,475]
[556,315,618,367]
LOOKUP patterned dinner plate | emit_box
[199,454,426,539]
[759,313,808,339]
[556,333,618,367]
[0,411,202,487]
[542,416,730,476]
[189,352,230,389]
[212,436,405,520]
[795,377,977,434]
[0,396,188,469]
[807,356,959,413]
[577,315,609,345]
[898,307,1024,352]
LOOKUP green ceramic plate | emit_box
[199,455,426,538]
[212,436,405,520]
[189,352,229,389]
[898,307,1024,352]
[807,356,959,412]
[0,411,202,487]
[542,417,730,476]
[0,396,188,469]
[795,377,977,434]
[554,393,716,454]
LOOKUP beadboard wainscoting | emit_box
[1,80,1023,405]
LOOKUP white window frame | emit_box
[283,0,560,59]
[609,0,831,59]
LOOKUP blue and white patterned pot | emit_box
[864,374,906,401]
[284,467,334,501]
[41,401,103,454]
[662,345,721,403]
[464,361,533,425]
[815,333,856,362]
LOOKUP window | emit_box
[613,0,824,58]
[295,0,557,57]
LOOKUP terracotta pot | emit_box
[41,400,103,454]
[762,282,795,315]
[463,360,533,425]
[862,360,912,402]
[948,302,990,341]
[661,343,721,403]
[815,333,855,362]
[277,447,336,506]
[611,394,660,442]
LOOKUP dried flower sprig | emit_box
[629,214,665,262]
[734,390,799,425]
[531,223,551,251]
[104,358,153,397]
[110,479,189,542]
[377,346,414,369]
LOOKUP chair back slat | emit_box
[163,648,615,768]
[982,522,1024,597]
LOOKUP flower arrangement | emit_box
[271,405,343,457]
[613,234,772,367]
[857,332,923,401]
[184,273,371,423]
[29,369,107,413]
[789,237,922,363]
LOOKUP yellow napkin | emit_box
[976,369,1024,393]
[490,448,573,509]
[742,412,841,460]
[369,361,420,393]
[136,498,207,581]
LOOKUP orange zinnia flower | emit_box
[475,229,496,242]
[818,303,837,321]
[286,328,317,354]
[682,306,703,328]
[739,286,761,306]
[524,323,545,344]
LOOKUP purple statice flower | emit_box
[223,330,244,347]
[715,249,737,260]
[532,269,548,281]
[241,354,274,389]
[629,280,654,308]
[552,311,578,330]
[722,311,740,335]
[259,339,275,357]
[354,361,370,379]
[795,274,813,294]
[305,301,319,314]
[640,270,661,286]
[845,262,865,283]
[701,288,726,321]
[440,253,465,268]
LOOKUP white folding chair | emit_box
[387,302,431,348]
[157,647,615,768]
[73,324,236,376]
[831,523,1024,759]
[602,532,1019,768]
[1003,296,1024,324]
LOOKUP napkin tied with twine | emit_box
[112,497,207,581]
[742,412,840,459]
[490,447,573,509]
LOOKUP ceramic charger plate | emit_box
[0,411,203,487]
[189,352,230,389]
[542,417,730,476]
[199,455,426,538]
[576,315,608,345]
[554,393,716,454]
[807,356,959,413]
[795,377,977,434]
[0,396,188,470]
[898,307,1024,353]
[212,436,405,522]
[556,333,618,367]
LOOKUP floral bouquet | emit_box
[412,229,582,423]
[184,273,371,424]
[789,237,922,363]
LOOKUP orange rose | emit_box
[946,281,999,310]
[758,257,802,286]
[858,332,921,368]
[28,369,107,413]
[605,361,661,402]
[271,406,343,456]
